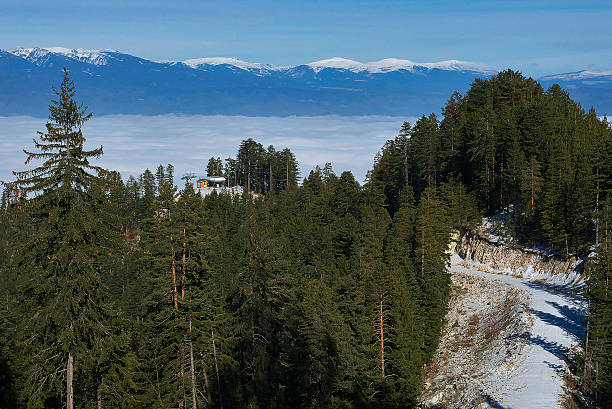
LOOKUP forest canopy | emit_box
[1,69,611,408]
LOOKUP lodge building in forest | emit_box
[195,176,244,197]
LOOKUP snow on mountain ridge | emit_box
[181,56,497,74]
[6,46,497,74]
[305,57,365,73]
[182,57,281,72]
[541,70,612,81]
[305,57,497,74]
[10,47,119,66]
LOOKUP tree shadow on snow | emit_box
[528,302,585,340]
[523,280,585,304]
[509,331,570,361]
[544,360,565,375]
[485,396,509,409]
[546,300,585,338]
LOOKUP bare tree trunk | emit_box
[595,165,600,247]
[584,298,590,383]
[67,352,74,409]
[173,244,186,409]
[155,350,162,404]
[182,228,186,300]
[172,240,178,312]
[182,230,188,408]
[286,157,289,190]
[379,298,385,379]
[200,352,212,405]
[189,320,198,409]
[170,220,185,408]
[531,163,535,215]
[211,330,224,409]
[403,143,408,185]
[500,160,503,207]
[421,225,425,279]
[607,203,609,296]
[486,160,491,213]
[269,161,273,193]
[97,384,102,409]
[181,359,186,409]
[248,158,251,192]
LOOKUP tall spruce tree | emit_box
[6,69,118,408]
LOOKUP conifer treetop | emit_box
[9,68,105,196]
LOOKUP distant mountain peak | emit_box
[541,70,612,81]
[4,45,607,117]
[9,47,119,66]
[178,55,498,75]
[305,57,365,72]
[7,46,498,75]
[305,57,497,74]
[181,57,280,72]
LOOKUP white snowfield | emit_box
[451,254,586,409]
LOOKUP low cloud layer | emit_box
[0,114,412,186]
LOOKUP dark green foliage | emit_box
[1,69,127,407]
[230,139,300,193]
[206,157,223,176]
[582,197,612,407]
[16,67,612,408]
[371,69,611,255]
[366,69,612,404]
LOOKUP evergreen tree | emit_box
[415,187,451,358]
[6,69,119,408]
[206,157,223,176]
[520,155,543,226]
[584,197,612,406]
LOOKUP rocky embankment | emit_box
[420,269,532,408]
[451,229,585,287]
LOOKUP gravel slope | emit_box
[443,254,586,408]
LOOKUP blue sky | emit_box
[1,0,611,76]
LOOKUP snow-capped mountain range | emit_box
[541,70,612,81]
[10,47,119,66]
[1,47,610,116]
[11,47,497,74]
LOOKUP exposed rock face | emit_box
[451,229,585,287]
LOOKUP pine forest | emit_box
[0,68,611,409]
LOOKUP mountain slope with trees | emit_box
[1,68,611,408]
[0,71,459,408]
[369,69,611,408]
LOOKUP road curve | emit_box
[450,254,586,409]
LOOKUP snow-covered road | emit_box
[450,254,586,409]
